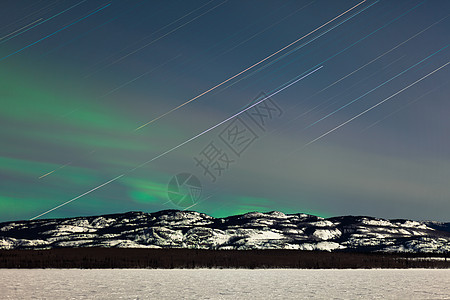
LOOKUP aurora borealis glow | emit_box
[1,0,449,222]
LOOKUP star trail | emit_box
[0,0,449,222]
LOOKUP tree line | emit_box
[0,248,449,269]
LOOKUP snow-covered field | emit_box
[0,269,449,299]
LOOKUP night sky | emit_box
[1,0,449,222]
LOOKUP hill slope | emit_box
[1,210,449,253]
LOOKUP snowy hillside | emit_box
[0,210,449,253]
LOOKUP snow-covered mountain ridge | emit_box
[0,210,449,253]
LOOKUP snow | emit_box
[53,240,92,247]
[266,211,288,218]
[0,269,448,299]
[90,217,116,228]
[315,241,345,251]
[313,229,341,240]
[0,223,17,231]
[396,221,430,230]
[246,230,284,241]
[282,228,304,235]
[0,238,15,249]
[384,237,450,253]
[55,225,94,233]
[297,241,345,251]
[310,220,334,227]
[362,219,393,227]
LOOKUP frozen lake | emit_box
[1,269,449,299]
